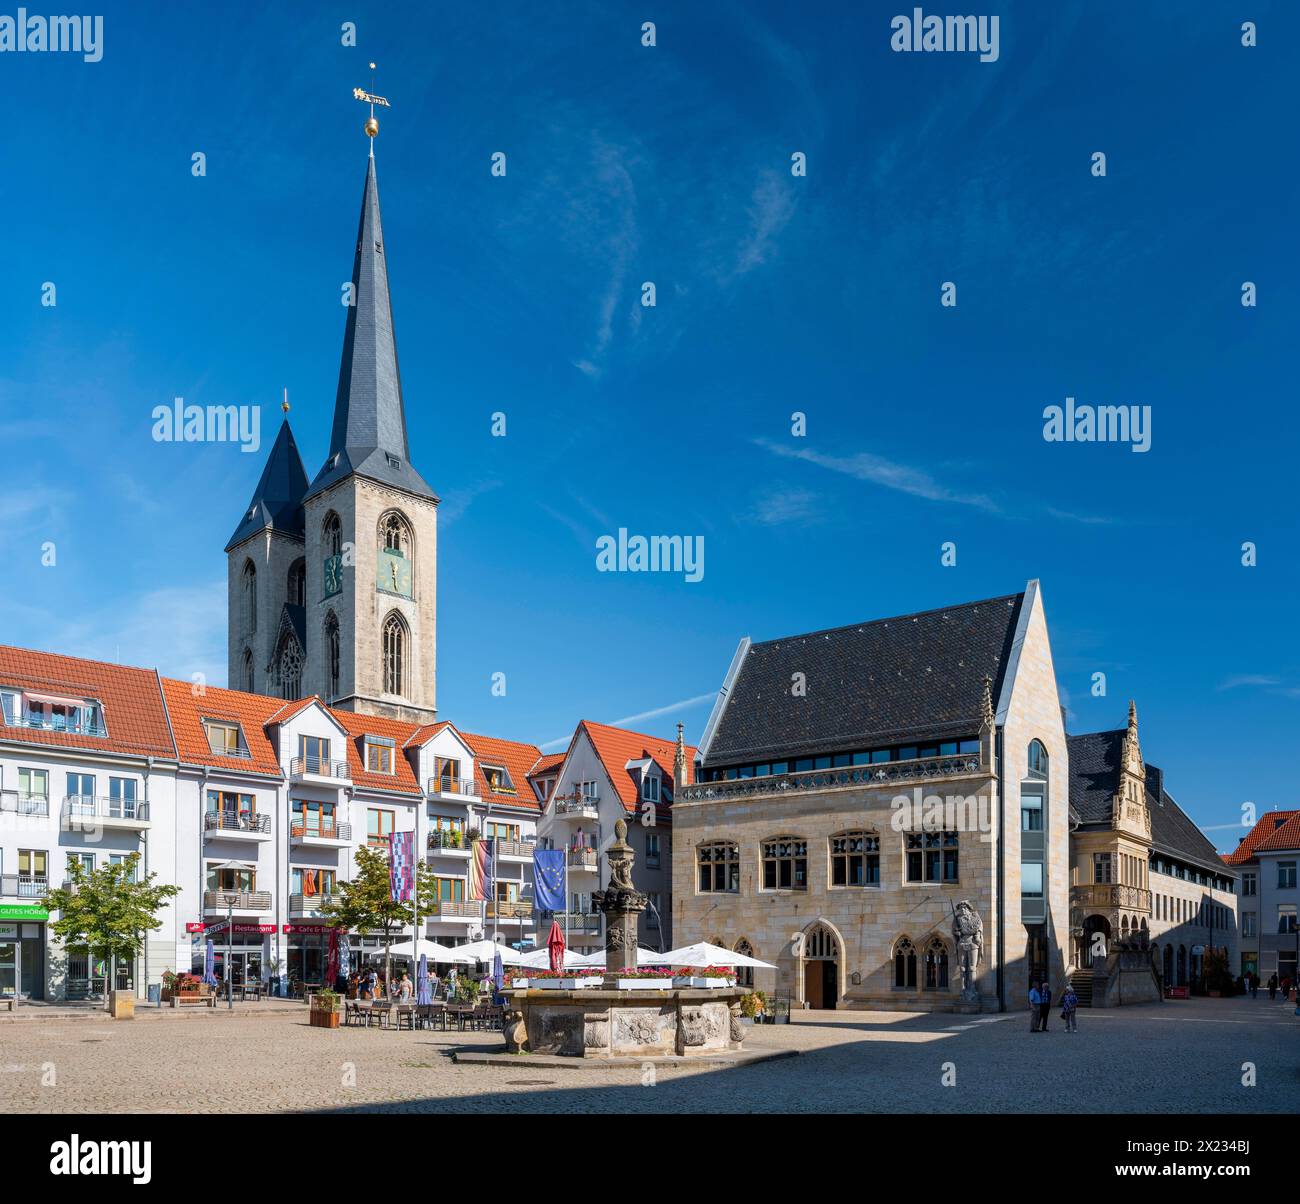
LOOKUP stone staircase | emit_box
[1070,969,1094,1008]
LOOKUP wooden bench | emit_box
[170,993,217,1008]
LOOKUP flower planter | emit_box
[509,978,529,989]
[672,977,735,989]
[529,977,602,990]
[309,1008,340,1029]
[616,978,673,990]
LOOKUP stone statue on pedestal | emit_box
[593,819,648,975]
[952,899,984,1003]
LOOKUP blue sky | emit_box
[1,1,1296,849]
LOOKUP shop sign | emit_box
[185,923,206,933]
[0,904,48,922]
[0,924,17,940]
[233,924,275,935]
[283,924,339,935]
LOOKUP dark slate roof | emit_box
[306,156,437,505]
[225,419,309,551]
[703,592,1024,766]
[1066,730,1230,874]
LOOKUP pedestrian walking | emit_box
[1039,979,1053,1032]
[1028,980,1042,1032]
[1061,983,1079,1032]
[1267,973,1278,1000]
[1250,972,1259,999]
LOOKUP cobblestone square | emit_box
[1,996,1291,1114]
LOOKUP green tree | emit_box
[320,844,419,989]
[43,853,179,1006]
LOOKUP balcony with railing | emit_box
[202,889,272,913]
[289,817,352,847]
[0,790,50,817]
[289,755,350,784]
[60,796,151,831]
[1071,883,1152,914]
[550,911,601,934]
[0,874,48,899]
[427,899,479,921]
[567,847,598,871]
[679,750,990,804]
[3,712,107,738]
[493,838,536,861]
[555,795,600,821]
[427,829,471,856]
[204,811,272,841]
[426,776,480,801]
[288,892,342,917]
[486,899,534,921]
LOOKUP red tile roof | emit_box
[460,731,545,812]
[266,696,327,726]
[403,720,453,749]
[0,645,175,760]
[161,677,283,776]
[1224,810,1300,864]
[577,719,696,818]
[328,709,423,795]
[529,752,565,777]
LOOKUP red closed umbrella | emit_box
[546,919,566,973]
[326,926,340,985]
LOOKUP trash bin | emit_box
[147,983,161,1005]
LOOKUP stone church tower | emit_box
[226,146,438,723]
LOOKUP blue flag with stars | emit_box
[532,848,566,912]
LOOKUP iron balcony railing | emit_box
[556,796,600,817]
[204,811,272,835]
[0,874,48,898]
[203,889,272,912]
[567,847,598,870]
[429,899,479,919]
[290,818,352,841]
[551,911,601,933]
[427,829,469,852]
[426,776,478,797]
[0,791,50,817]
[3,713,107,738]
[680,751,989,803]
[290,755,349,779]
[61,796,150,823]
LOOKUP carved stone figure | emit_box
[951,899,984,1000]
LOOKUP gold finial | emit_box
[281,387,290,415]
[353,63,391,152]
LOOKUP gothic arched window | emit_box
[734,938,756,988]
[382,613,406,696]
[379,511,412,558]
[323,512,342,558]
[1027,739,1049,777]
[241,560,257,634]
[277,635,302,700]
[287,558,306,608]
[894,937,917,989]
[324,612,340,701]
[923,937,950,990]
[242,648,254,694]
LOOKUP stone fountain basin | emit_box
[505,987,748,1059]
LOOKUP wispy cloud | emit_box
[731,170,797,279]
[1046,507,1118,526]
[756,438,999,512]
[536,692,716,752]
[745,486,821,526]
[1216,675,1281,692]
[438,479,502,527]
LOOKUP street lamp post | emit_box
[226,903,233,1010]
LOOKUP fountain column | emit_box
[593,818,647,980]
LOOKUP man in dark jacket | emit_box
[1038,979,1052,1031]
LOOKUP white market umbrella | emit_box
[382,938,475,964]
[516,947,589,970]
[660,941,776,969]
[454,938,527,967]
[572,948,669,968]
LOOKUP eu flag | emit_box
[533,848,566,912]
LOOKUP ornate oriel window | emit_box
[894,937,917,989]
[277,635,302,700]
[241,560,257,633]
[382,613,406,695]
[324,612,340,700]
[762,836,807,891]
[697,841,739,893]
[923,937,950,990]
[830,830,880,887]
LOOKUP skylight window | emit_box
[481,764,515,794]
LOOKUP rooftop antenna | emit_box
[353,62,390,157]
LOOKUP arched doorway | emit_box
[801,923,839,1009]
[1177,945,1187,986]
[1080,914,1111,968]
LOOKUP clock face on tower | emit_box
[376,549,412,598]
[323,553,343,598]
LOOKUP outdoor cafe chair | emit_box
[394,1003,416,1031]
[370,1001,393,1029]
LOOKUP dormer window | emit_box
[481,764,515,794]
[1,689,107,738]
[365,735,395,774]
[642,774,660,803]
[386,453,401,469]
[203,719,247,758]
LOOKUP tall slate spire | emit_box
[306,155,436,502]
[225,418,309,550]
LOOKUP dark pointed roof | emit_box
[1066,729,1230,874]
[306,155,437,504]
[702,592,1024,766]
[225,419,309,551]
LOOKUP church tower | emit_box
[300,144,438,724]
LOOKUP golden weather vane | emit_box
[353,62,391,151]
